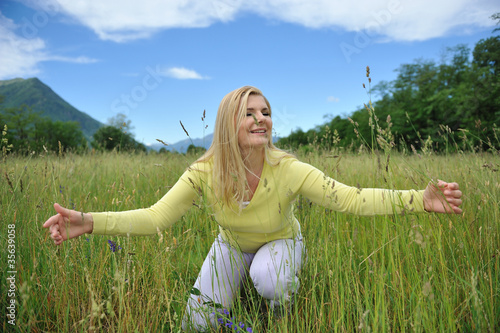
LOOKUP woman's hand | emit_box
[43,203,93,245]
[423,180,463,214]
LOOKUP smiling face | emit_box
[238,94,272,153]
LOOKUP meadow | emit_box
[1,147,499,332]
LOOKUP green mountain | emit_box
[0,77,103,140]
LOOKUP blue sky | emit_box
[1,0,499,146]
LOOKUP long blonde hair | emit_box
[196,86,292,207]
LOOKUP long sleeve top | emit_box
[91,150,425,253]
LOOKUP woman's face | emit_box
[238,94,272,153]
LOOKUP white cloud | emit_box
[23,0,500,43]
[327,96,340,103]
[0,12,98,79]
[0,14,47,79]
[160,67,209,80]
[46,55,99,64]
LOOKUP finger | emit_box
[446,198,462,207]
[54,203,70,218]
[436,179,447,189]
[444,189,462,199]
[50,226,61,239]
[43,215,59,228]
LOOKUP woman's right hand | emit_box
[43,203,93,245]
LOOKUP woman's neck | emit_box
[241,147,265,175]
[240,147,265,201]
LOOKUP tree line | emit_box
[277,28,500,154]
[0,102,146,155]
[0,102,207,156]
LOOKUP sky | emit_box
[1,0,499,146]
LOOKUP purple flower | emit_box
[213,308,252,332]
[108,240,121,252]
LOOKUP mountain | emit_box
[148,133,214,153]
[0,78,103,140]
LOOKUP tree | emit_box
[473,36,500,76]
[186,144,206,155]
[107,113,134,135]
[33,119,87,152]
[491,12,500,33]
[91,125,146,152]
[0,104,41,153]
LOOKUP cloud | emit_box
[160,67,209,80]
[0,14,47,79]
[327,96,340,103]
[23,0,500,43]
[46,55,99,64]
[0,12,98,79]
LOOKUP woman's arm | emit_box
[288,159,462,216]
[43,166,204,244]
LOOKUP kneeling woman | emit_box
[43,86,463,331]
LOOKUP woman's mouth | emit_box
[250,129,267,134]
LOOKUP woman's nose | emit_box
[256,112,265,123]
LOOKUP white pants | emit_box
[182,234,305,331]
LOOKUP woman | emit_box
[43,86,463,331]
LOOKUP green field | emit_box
[1,149,499,332]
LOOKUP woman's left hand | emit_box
[423,180,463,214]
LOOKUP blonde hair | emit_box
[196,86,292,207]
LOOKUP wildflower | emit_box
[213,308,252,332]
[108,240,121,252]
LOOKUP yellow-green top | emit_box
[92,151,425,253]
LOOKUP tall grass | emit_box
[1,147,499,332]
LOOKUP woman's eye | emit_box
[263,113,270,117]
[246,113,253,117]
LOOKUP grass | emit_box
[1,148,499,332]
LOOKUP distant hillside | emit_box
[148,133,214,153]
[0,78,103,140]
